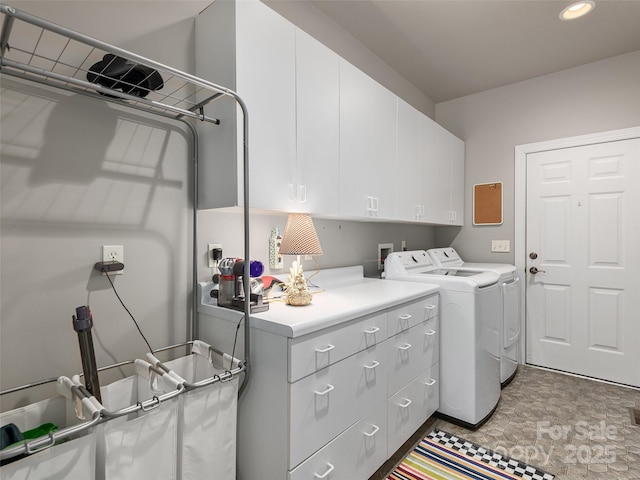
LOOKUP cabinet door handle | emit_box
[364,360,380,370]
[398,398,412,408]
[366,196,373,213]
[424,330,436,336]
[363,424,380,437]
[364,326,380,334]
[398,343,412,351]
[314,384,335,396]
[314,462,335,479]
[399,314,412,321]
[315,344,335,354]
[424,379,437,386]
[298,184,307,203]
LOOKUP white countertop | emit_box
[198,267,439,338]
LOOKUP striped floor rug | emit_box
[388,429,555,480]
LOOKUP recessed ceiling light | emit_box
[560,1,595,20]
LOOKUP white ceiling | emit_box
[6,0,640,103]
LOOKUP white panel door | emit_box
[526,138,640,387]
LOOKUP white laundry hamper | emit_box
[0,377,99,480]
[95,358,183,480]
[154,340,240,480]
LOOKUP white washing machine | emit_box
[427,247,520,387]
[384,250,501,429]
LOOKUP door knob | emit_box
[529,252,538,259]
[529,266,546,274]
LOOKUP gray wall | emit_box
[435,50,640,264]
[0,18,198,409]
[196,211,436,284]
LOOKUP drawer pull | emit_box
[315,344,335,354]
[364,360,380,370]
[398,398,412,408]
[363,424,380,437]
[424,379,437,386]
[314,384,335,396]
[424,330,436,336]
[425,304,437,310]
[364,326,380,334]
[398,343,412,351]
[314,462,335,479]
[398,314,412,321]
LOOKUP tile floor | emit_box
[372,365,640,480]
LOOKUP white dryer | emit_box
[427,247,520,387]
[384,250,501,429]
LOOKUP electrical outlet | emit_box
[208,243,222,268]
[102,245,124,274]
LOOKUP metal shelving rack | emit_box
[0,3,252,392]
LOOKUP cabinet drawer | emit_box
[289,311,387,382]
[288,402,387,480]
[387,364,439,455]
[387,294,438,336]
[289,343,386,468]
[387,316,439,396]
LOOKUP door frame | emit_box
[514,126,640,365]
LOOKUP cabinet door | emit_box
[289,343,386,468]
[339,60,397,219]
[421,118,451,224]
[387,365,439,454]
[396,98,423,222]
[368,78,398,219]
[288,403,387,480]
[295,29,340,215]
[449,133,465,225]
[387,317,439,396]
[236,0,296,211]
[339,59,373,218]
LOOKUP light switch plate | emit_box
[491,240,510,253]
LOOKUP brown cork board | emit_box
[473,182,503,225]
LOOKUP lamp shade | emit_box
[278,213,323,256]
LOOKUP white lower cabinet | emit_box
[204,291,440,479]
[388,366,440,454]
[289,403,388,480]
[289,343,386,468]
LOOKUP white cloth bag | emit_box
[97,363,180,480]
[0,395,96,480]
[163,343,239,480]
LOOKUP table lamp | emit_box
[278,213,323,306]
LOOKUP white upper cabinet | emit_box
[196,0,463,223]
[196,0,296,211]
[425,123,465,225]
[295,29,340,215]
[397,100,465,225]
[339,59,398,219]
[449,134,465,226]
[396,99,425,221]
